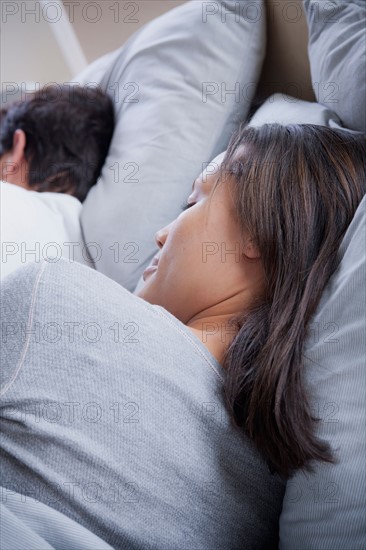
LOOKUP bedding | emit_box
[303,0,366,132]
[247,92,345,128]
[0,258,285,549]
[76,0,266,293]
[0,181,91,280]
[280,193,366,550]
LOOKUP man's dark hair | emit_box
[0,84,115,202]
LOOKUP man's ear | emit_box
[1,129,29,186]
[11,129,27,165]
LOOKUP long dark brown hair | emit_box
[216,123,366,477]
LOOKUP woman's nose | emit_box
[154,225,168,249]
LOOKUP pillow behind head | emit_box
[75,0,266,292]
[279,194,366,550]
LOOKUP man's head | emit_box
[0,84,115,202]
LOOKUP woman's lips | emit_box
[142,265,157,281]
[142,256,159,281]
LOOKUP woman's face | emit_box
[137,153,265,326]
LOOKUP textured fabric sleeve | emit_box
[0,487,113,549]
[0,261,48,397]
[1,258,284,549]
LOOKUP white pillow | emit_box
[76,0,266,292]
[0,182,91,280]
[248,93,344,128]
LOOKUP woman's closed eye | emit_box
[180,200,195,212]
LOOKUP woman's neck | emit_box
[187,314,239,368]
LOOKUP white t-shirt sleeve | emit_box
[0,181,92,280]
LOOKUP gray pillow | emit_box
[303,0,366,132]
[75,0,266,292]
[280,193,366,550]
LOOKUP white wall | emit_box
[0,0,187,91]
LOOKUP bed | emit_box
[1,1,365,548]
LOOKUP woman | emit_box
[1,124,365,548]
[138,122,366,477]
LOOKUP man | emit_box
[0,84,114,202]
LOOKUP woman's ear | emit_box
[242,238,261,260]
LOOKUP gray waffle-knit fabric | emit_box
[0,258,284,550]
[0,491,113,549]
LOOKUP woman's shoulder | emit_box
[0,258,225,391]
[22,258,156,315]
